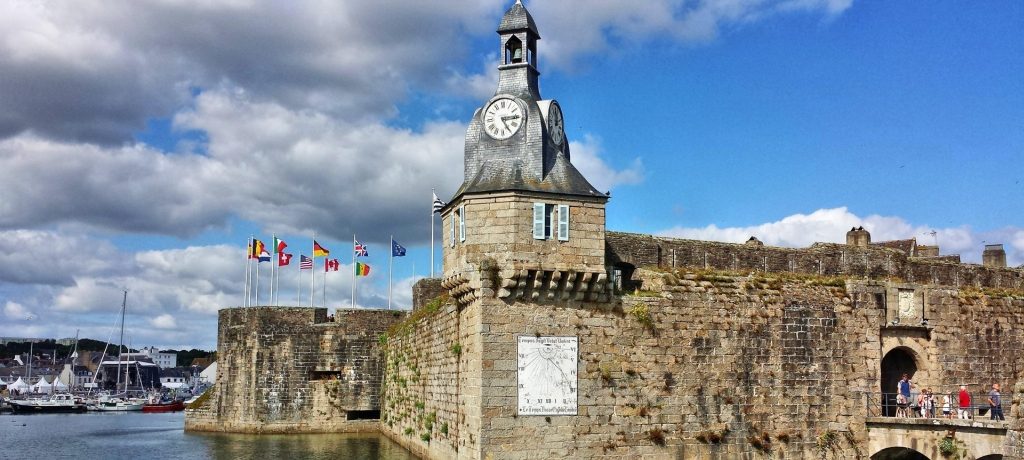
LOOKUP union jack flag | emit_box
[299,255,313,270]
[354,240,368,257]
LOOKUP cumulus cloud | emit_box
[658,207,1023,266]
[150,314,177,329]
[4,301,30,320]
[0,0,508,144]
[569,135,645,193]
[524,0,854,71]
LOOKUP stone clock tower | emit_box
[440,0,611,305]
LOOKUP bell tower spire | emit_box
[496,0,540,99]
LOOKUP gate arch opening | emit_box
[881,347,919,416]
[871,447,929,460]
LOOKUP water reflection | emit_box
[1,412,417,460]
[192,432,417,460]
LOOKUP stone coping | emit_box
[866,416,1010,431]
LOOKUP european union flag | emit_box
[392,240,406,257]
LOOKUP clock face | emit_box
[548,102,564,146]
[483,97,523,140]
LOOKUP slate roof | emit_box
[498,0,539,37]
[457,155,606,199]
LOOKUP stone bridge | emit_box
[867,417,1008,459]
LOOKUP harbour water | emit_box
[0,412,417,459]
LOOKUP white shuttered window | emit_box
[557,204,569,241]
[459,205,466,242]
[532,203,545,240]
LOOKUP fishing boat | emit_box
[8,393,88,413]
[142,399,186,413]
[89,393,144,412]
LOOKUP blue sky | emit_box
[0,0,1020,350]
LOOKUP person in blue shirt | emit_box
[988,383,1005,421]
[896,374,913,417]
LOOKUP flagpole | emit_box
[310,236,316,307]
[271,234,277,306]
[297,258,301,307]
[255,255,260,307]
[430,189,435,278]
[388,235,393,310]
[351,235,357,308]
[322,263,327,309]
[244,236,252,307]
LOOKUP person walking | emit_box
[988,383,1005,421]
[942,394,952,419]
[958,385,972,419]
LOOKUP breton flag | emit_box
[392,240,406,257]
[432,192,446,213]
[325,258,340,272]
[278,252,293,266]
[274,237,288,254]
[258,249,272,262]
[299,255,313,270]
[313,241,330,257]
[354,240,368,257]
[355,262,371,277]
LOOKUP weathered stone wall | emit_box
[185,307,404,434]
[382,266,1024,459]
[607,232,1024,290]
[378,298,483,459]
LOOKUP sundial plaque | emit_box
[517,336,578,416]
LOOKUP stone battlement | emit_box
[185,307,405,434]
[606,231,1024,290]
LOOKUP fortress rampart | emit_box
[607,231,1024,290]
[185,307,404,434]
[379,261,1024,459]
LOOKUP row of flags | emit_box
[244,235,410,309]
[247,237,409,274]
[244,190,446,309]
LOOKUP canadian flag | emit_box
[278,252,293,267]
[325,258,340,272]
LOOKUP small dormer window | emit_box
[505,36,523,64]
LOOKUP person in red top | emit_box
[958,385,972,419]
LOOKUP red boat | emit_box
[141,400,186,413]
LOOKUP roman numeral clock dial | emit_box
[483,97,523,140]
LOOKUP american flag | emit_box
[354,240,368,257]
[299,255,313,270]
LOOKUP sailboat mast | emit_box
[116,290,127,394]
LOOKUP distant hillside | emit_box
[1,339,213,363]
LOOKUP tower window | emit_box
[450,212,456,247]
[458,205,466,243]
[533,203,568,240]
[505,36,523,64]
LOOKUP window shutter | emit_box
[533,203,545,240]
[459,205,466,242]
[450,213,456,247]
[557,204,570,241]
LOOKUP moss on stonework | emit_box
[385,292,451,337]
[187,383,216,409]
[959,286,1024,301]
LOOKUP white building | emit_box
[139,346,177,369]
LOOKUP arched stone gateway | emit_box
[871,446,930,460]
[881,347,920,416]
[976,455,1004,460]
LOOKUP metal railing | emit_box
[866,392,1012,420]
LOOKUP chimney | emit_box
[982,244,1007,268]
[846,226,871,248]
